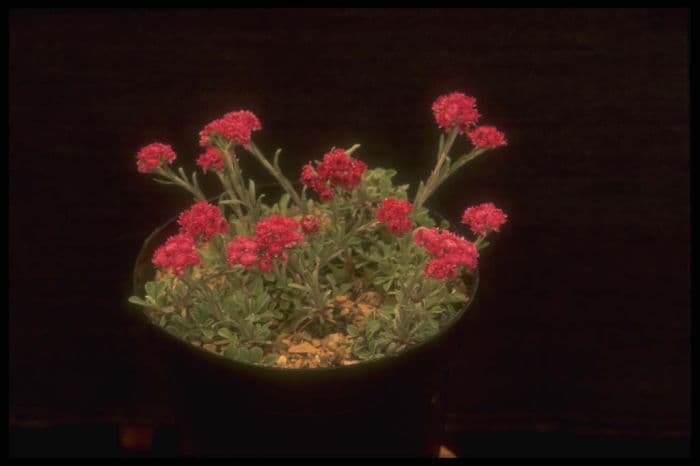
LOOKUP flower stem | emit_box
[246,141,306,214]
[414,126,460,211]
[216,171,246,225]
[218,146,254,233]
[474,234,489,251]
[156,166,206,201]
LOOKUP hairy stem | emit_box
[155,166,206,201]
[246,141,306,213]
[413,126,460,210]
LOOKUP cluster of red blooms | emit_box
[136,143,177,173]
[468,126,508,149]
[432,92,480,135]
[226,214,305,272]
[376,198,413,235]
[300,215,321,236]
[152,233,201,277]
[461,203,508,236]
[414,227,479,280]
[226,235,266,271]
[432,92,507,150]
[178,201,229,241]
[300,149,367,201]
[196,146,226,172]
[198,110,262,147]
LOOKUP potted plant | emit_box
[128,91,508,456]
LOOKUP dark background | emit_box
[9,8,690,457]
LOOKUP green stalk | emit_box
[413,126,460,211]
[224,152,253,211]
[155,166,206,201]
[215,171,246,225]
[246,141,306,213]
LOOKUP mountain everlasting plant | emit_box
[129,92,508,368]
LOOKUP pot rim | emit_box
[128,207,479,375]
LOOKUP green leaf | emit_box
[217,328,235,340]
[325,273,337,287]
[128,296,147,306]
[287,283,309,293]
[272,149,282,170]
[255,293,270,312]
[248,346,263,363]
[248,179,256,201]
[336,283,352,295]
[220,199,246,206]
[279,193,290,214]
[178,167,187,181]
[224,346,240,361]
[152,178,178,186]
[165,325,184,338]
[345,143,361,156]
[366,318,381,338]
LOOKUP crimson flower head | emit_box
[301,149,367,200]
[254,215,304,260]
[432,92,480,134]
[152,233,200,277]
[178,201,229,241]
[196,146,226,172]
[316,149,367,191]
[226,235,262,270]
[461,202,508,236]
[468,126,507,149]
[136,143,176,173]
[300,163,334,201]
[414,227,479,280]
[198,110,262,147]
[376,198,413,235]
[300,215,321,236]
[227,215,304,273]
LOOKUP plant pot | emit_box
[127,215,479,457]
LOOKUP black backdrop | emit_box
[9,8,690,457]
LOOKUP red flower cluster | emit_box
[432,92,480,135]
[226,235,265,270]
[196,146,226,172]
[255,215,304,260]
[461,203,508,236]
[317,149,367,190]
[376,198,413,235]
[300,149,367,200]
[468,126,507,149]
[414,227,479,280]
[136,143,176,173]
[300,163,334,201]
[198,110,262,147]
[152,233,201,276]
[300,215,321,236]
[226,214,304,272]
[178,201,229,241]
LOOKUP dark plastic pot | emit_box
[127,213,479,457]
